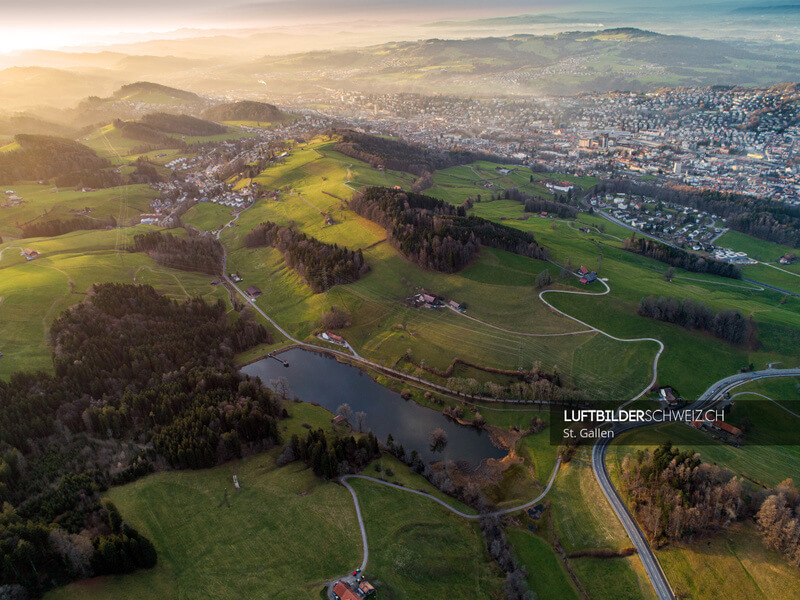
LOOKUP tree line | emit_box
[331,128,520,177]
[349,187,547,273]
[0,283,279,596]
[637,295,754,345]
[138,113,227,137]
[22,216,117,238]
[243,221,369,292]
[132,230,225,275]
[0,134,110,186]
[599,179,800,248]
[624,236,742,279]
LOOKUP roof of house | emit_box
[359,581,376,593]
[245,286,261,296]
[333,582,360,600]
[713,420,743,437]
[577,266,589,275]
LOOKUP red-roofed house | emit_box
[332,582,360,600]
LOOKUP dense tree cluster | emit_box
[637,295,753,344]
[139,113,227,137]
[624,236,741,279]
[132,230,225,275]
[0,283,279,596]
[523,196,578,219]
[350,187,547,273]
[332,128,519,176]
[114,119,185,151]
[620,442,746,542]
[243,221,368,292]
[0,135,110,185]
[278,429,380,479]
[203,101,289,123]
[22,216,117,238]
[50,283,270,394]
[600,179,800,248]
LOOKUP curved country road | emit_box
[592,367,800,600]
[540,279,665,407]
[338,457,562,573]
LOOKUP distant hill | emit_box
[0,66,121,111]
[0,134,110,185]
[203,100,291,123]
[237,28,800,96]
[0,115,77,138]
[111,81,206,105]
[70,82,210,127]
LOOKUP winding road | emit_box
[338,457,562,573]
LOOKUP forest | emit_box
[203,100,290,123]
[0,283,278,597]
[0,135,110,185]
[132,230,225,275]
[332,128,519,176]
[600,179,800,248]
[22,216,117,238]
[623,236,742,279]
[349,186,548,273]
[637,295,753,345]
[243,221,369,292]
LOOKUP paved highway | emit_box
[592,367,800,600]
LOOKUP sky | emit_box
[0,0,564,51]
[0,0,792,53]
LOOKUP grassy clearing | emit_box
[182,202,235,231]
[717,229,800,268]
[506,528,581,600]
[605,385,800,600]
[655,522,800,600]
[349,478,503,600]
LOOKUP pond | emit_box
[241,348,506,468]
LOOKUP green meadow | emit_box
[0,183,157,239]
[182,202,236,231]
[218,137,799,404]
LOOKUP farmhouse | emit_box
[576,266,597,284]
[245,286,262,298]
[22,248,39,261]
[332,582,360,600]
[711,420,744,442]
[779,253,797,265]
[658,387,682,406]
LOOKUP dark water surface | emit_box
[241,348,506,467]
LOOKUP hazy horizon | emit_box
[1,0,799,55]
